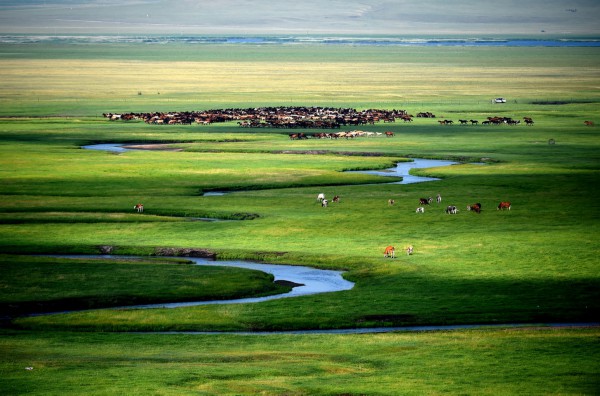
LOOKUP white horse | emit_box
[317,193,325,202]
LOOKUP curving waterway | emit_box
[75,144,599,334]
[347,158,458,184]
[82,143,459,185]
[46,255,353,311]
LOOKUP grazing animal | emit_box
[388,199,395,206]
[436,194,442,204]
[385,131,394,137]
[384,245,395,258]
[419,197,433,205]
[416,207,425,213]
[321,199,328,207]
[134,203,144,213]
[445,205,458,214]
[497,201,511,210]
[406,245,413,255]
[467,203,482,213]
[470,119,479,125]
[332,195,340,203]
[317,193,325,202]
[584,121,594,126]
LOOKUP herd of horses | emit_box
[103,108,539,129]
[314,192,511,258]
[438,116,534,126]
[103,107,412,128]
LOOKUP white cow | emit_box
[416,207,425,213]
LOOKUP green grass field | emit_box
[0,42,599,394]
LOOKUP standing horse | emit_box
[384,246,395,258]
[134,203,144,213]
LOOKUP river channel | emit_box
[46,145,596,333]
[82,143,459,185]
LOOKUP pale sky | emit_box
[0,0,598,35]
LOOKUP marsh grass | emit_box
[1,328,598,395]
[0,41,599,394]
[0,255,290,316]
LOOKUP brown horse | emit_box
[384,246,395,258]
[497,202,511,210]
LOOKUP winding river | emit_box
[83,143,459,185]
[74,144,599,333]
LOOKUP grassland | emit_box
[0,42,599,394]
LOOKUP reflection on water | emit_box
[52,255,354,311]
[347,158,458,184]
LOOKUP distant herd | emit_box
[102,106,543,130]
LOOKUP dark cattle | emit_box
[332,195,340,203]
[497,201,511,210]
[467,203,482,213]
[419,197,433,205]
[459,119,468,125]
[445,205,458,214]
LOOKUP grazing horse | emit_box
[134,203,144,213]
[416,207,424,213]
[406,245,413,255]
[497,201,511,210]
[384,246,395,258]
[467,203,482,213]
[436,194,442,204]
[388,199,395,206]
[317,193,325,202]
[385,131,394,137]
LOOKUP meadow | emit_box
[0,42,599,394]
